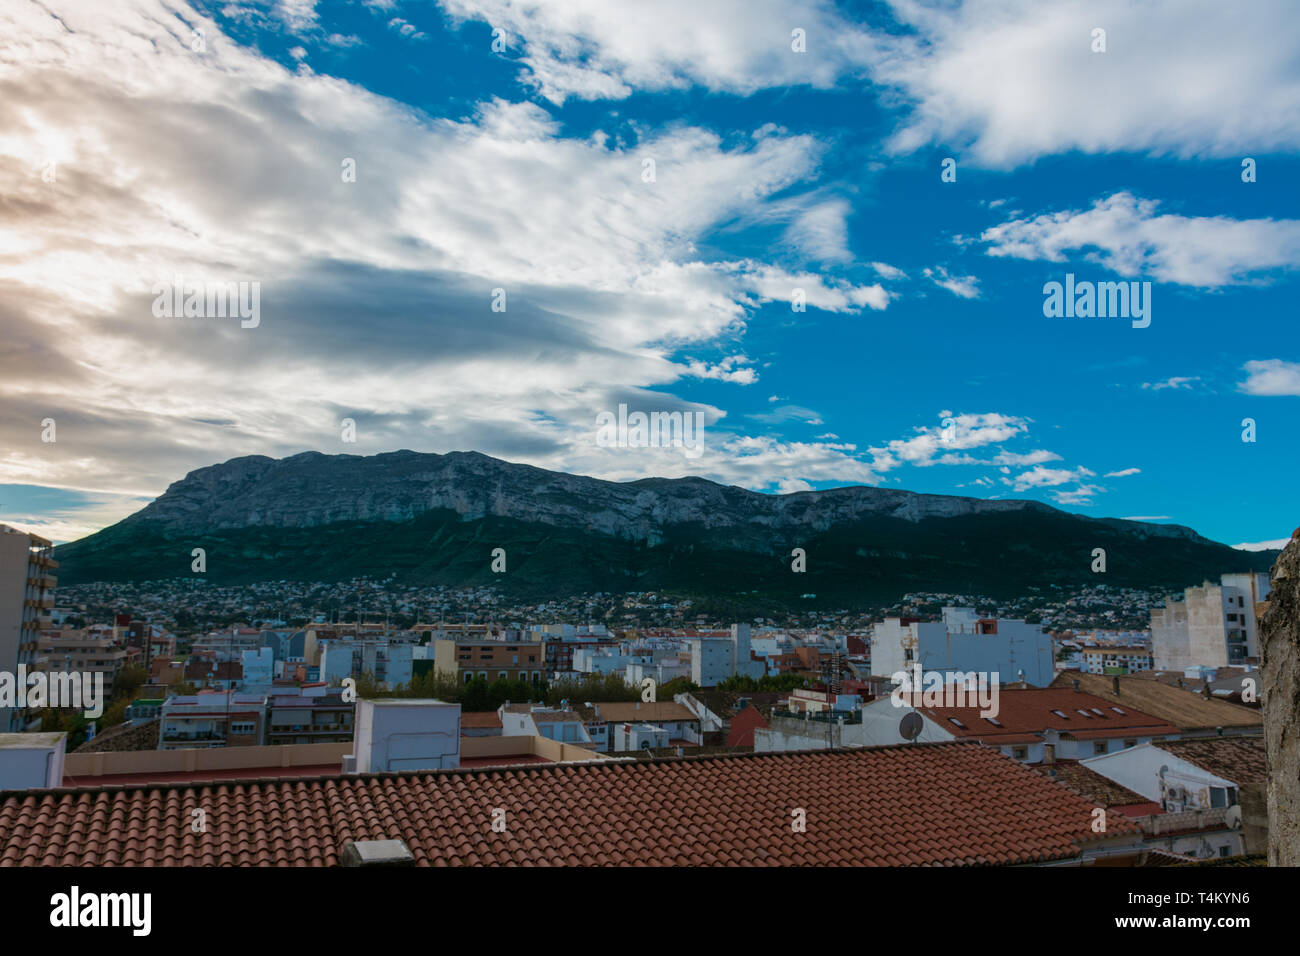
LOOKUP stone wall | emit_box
[1259,528,1300,865]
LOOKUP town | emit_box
[0,521,1281,868]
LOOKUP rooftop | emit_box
[1050,672,1262,731]
[905,688,1178,741]
[0,742,1139,866]
[1156,736,1267,784]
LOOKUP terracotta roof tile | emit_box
[0,743,1139,867]
[1050,673,1262,731]
[1155,736,1267,784]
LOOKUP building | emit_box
[0,743,1153,866]
[498,703,594,746]
[266,686,354,745]
[432,639,545,686]
[1080,645,1154,675]
[158,691,268,750]
[35,627,128,685]
[318,640,414,690]
[0,525,56,732]
[871,607,1056,687]
[1082,736,1267,859]
[688,624,765,687]
[1049,672,1262,739]
[832,687,1180,763]
[1151,573,1270,670]
[579,700,701,752]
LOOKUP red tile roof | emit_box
[907,688,1178,742]
[0,742,1139,866]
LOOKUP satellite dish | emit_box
[1225,805,1243,830]
[899,711,923,742]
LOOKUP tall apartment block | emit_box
[1150,572,1270,670]
[0,524,57,732]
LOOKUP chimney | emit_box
[1112,675,1121,695]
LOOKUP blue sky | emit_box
[1,0,1297,549]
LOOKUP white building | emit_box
[498,703,594,746]
[688,623,764,687]
[870,607,1056,687]
[241,647,275,687]
[1151,573,1270,670]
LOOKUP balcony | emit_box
[162,729,226,742]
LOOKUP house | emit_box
[728,703,770,748]
[579,701,701,752]
[852,687,1179,763]
[459,712,503,737]
[1048,672,1262,738]
[0,742,1149,866]
[498,703,594,747]
[1081,736,1267,860]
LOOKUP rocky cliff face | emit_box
[1259,528,1300,865]
[122,449,1209,548]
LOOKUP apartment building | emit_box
[688,624,765,687]
[1080,645,1154,675]
[35,627,128,685]
[432,638,545,685]
[319,640,413,690]
[265,687,354,745]
[158,691,268,749]
[0,525,56,732]
[870,606,1056,686]
[1151,573,1270,669]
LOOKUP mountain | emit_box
[53,450,1277,604]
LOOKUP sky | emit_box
[0,0,1297,549]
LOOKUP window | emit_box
[1210,787,1229,809]
[983,717,1002,727]
[1012,747,1028,760]
[1076,709,1093,718]
[1050,709,1070,719]
[949,717,965,728]
[1110,706,1126,715]
[1123,739,1137,748]
[1093,742,1108,755]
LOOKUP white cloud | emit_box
[1239,360,1300,397]
[1141,377,1200,391]
[0,0,885,509]
[981,192,1300,286]
[1004,465,1096,492]
[879,0,1300,166]
[438,1,1300,164]
[870,412,1030,471]
[923,266,980,299]
[776,478,813,494]
[1105,468,1141,478]
[1233,538,1289,551]
[1050,484,1103,505]
[871,261,905,280]
[436,0,881,104]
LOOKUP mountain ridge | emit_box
[54,449,1272,603]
